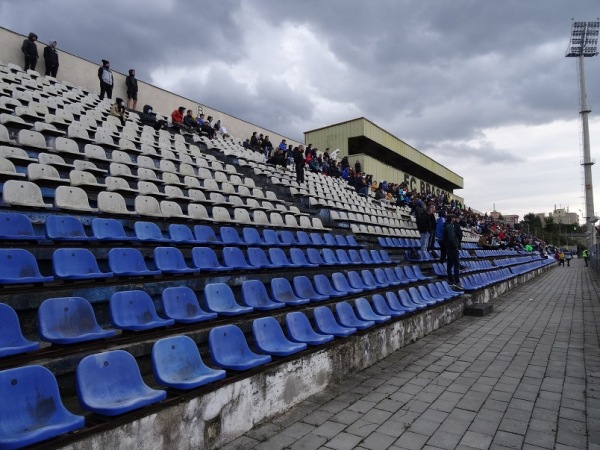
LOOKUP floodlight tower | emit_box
[566,20,600,249]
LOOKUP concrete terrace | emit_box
[231,258,600,450]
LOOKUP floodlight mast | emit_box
[566,20,599,250]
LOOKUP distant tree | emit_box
[544,216,556,233]
[520,213,542,234]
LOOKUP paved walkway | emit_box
[224,258,600,450]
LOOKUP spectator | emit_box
[443,213,461,288]
[416,203,436,252]
[170,106,188,132]
[582,249,589,267]
[278,139,287,152]
[21,32,39,71]
[355,160,362,173]
[43,40,59,77]
[262,135,273,158]
[293,146,306,184]
[139,104,166,130]
[308,155,321,173]
[243,138,252,149]
[109,98,126,126]
[250,132,259,149]
[98,59,114,100]
[435,210,446,263]
[183,109,200,131]
[125,69,138,110]
[201,116,216,139]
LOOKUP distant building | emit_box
[503,215,519,227]
[535,208,579,225]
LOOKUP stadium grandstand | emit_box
[0,27,557,449]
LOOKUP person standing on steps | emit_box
[98,59,114,100]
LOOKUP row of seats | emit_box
[0,265,443,355]
[0,213,354,247]
[0,244,396,284]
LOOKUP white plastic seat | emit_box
[159,160,178,174]
[233,208,251,224]
[97,191,134,215]
[187,203,213,221]
[55,185,97,212]
[135,195,163,217]
[0,123,16,145]
[105,176,137,193]
[164,185,187,200]
[137,155,156,169]
[0,145,36,163]
[188,189,211,204]
[94,130,118,148]
[160,200,189,219]
[67,123,93,141]
[285,215,300,228]
[0,157,25,178]
[119,138,139,153]
[74,159,107,175]
[109,162,138,179]
[161,172,184,186]
[179,163,196,177]
[70,170,105,188]
[138,168,159,182]
[18,130,51,150]
[52,137,80,156]
[212,206,234,223]
[137,181,166,197]
[184,175,202,189]
[27,163,65,183]
[252,210,270,226]
[197,168,213,180]
[2,179,51,208]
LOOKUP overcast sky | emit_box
[2,0,599,222]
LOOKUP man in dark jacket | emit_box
[139,105,166,130]
[98,59,114,100]
[21,32,39,71]
[125,69,138,110]
[43,40,59,77]
[293,146,306,184]
[443,213,461,288]
[417,203,436,252]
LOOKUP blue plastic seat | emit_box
[220,226,243,245]
[385,291,418,313]
[374,268,395,287]
[439,281,463,296]
[223,246,255,270]
[335,302,375,330]
[191,247,228,271]
[0,249,54,284]
[38,297,116,344]
[110,290,174,331]
[409,287,438,306]
[289,248,318,268]
[161,286,217,323]
[108,248,161,276]
[347,270,372,291]
[359,249,375,264]
[209,324,271,370]
[347,249,363,264]
[168,224,197,243]
[247,247,275,268]
[263,229,284,246]
[323,233,338,247]
[335,249,356,265]
[396,266,418,283]
[154,247,199,274]
[0,303,40,357]
[346,235,362,247]
[293,276,329,302]
[152,335,225,389]
[0,212,38,241]
[193,225,222,244]
[242,227,266,246]
[307,248,331,266]
[91,218,136,241]
[45,215,95,241]
[76,350,167,416]
[53,248,113,280]
[241,279,285,310]
[134,221,171,242]
[372,294,405,318]
[252,317,307,356]
[332,272,363,295]
[313,306,357,337]
[279,230,298,246]
[398,289,427,310]
[268,248,295,268]
[412,265,433,280]
[0,365,84,448]
[361,269,386,289]
[322,248,340,265]
[404,266,424,282]
[335,234,351,247]
[313,274,346,297]
[271,278,310,305]
[309,232,326,246]
[379,249,393,263]
[355,297,391,324]
[296,230,311,245]
[419,285,445,303]
[285,312,334,346]
[427,283,453,301]
[384,267,406,285]
[204,283,253,316]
